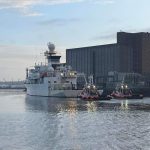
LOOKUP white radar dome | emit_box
[47,42,55,52]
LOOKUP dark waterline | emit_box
[0,90,150,150]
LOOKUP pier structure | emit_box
[0,81,25,89]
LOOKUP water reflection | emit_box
[25,95,79,113]
[1,92,150,150]
[121,100,129,110]
[25,95,150,113]
[25,96,150,149]
[86,101,98,112]
[25,96,103,114]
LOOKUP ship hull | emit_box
[25,84,82,98]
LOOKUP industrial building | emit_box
[66,32,150,85]
[117,32,150,75]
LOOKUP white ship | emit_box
[25,43,84,97]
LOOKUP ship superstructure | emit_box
[25,43,83,97]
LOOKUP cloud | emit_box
[92,33,116,41]
[92,0,115,4]
[0,0,45,16]
[39,18,80,26]
[0,0,38,9]
[0,0,115,16]
[0,0,115,8]
[0,0,79,17]
[0,0,83,9]
[20,7,43,17]
[103,0,115,4]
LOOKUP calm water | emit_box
[0,90,150,150]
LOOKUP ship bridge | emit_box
[45,42,61,67]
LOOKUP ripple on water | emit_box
[0,91,150,150]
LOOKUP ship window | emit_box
[54,81,57,83]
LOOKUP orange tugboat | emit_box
[111,83,143,99]
[79,84,100,100]
[79,76,112,101]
